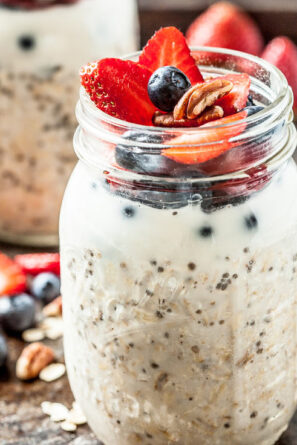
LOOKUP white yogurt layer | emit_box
[60,158,297,445]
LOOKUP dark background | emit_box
[138,0,297,47]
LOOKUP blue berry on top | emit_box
[147,66,191,112]
[0,293,35,333]
[31,272,60,304]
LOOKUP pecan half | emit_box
[174,79,233,120]
[153,105,224,128]
[16,342,55,380]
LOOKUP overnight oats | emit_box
[0,0,138,245]
[60,28,297,445]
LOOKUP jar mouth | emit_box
[76,46,295,180]
[80,46,293,133]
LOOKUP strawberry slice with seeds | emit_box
[215,73,250,115]
[15,253,60,276]
[139,27,204,84]
[162,110,247,165]
[80,58,156,125]
[0,252,27,296]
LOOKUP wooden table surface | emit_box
[0,241,297,444]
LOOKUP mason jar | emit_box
[0,0,138,246]
[60,48,297,445]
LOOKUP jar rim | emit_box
[79,46,293,135]
[76,46,295,180]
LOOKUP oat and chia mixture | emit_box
[61,159,297,445]
[0,0,138,243]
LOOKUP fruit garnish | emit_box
[148,66,191,112]
[80,58,156,125]
[0,253,27,297]
[30,272,61,305]
[262,36,297,113]
[0,293,35,333]
[215,73,250,115]
[139,27,204,84]
[15,253,60,276]
[186,2,264,56]
[162,109,248,165]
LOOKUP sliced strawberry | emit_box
[162,110,247,165]
[186,2,264,56]
[139,27,204,84]
[262,36,297,113]
[15,253,60,276]
[80,58,156,125]
[0,253,27,296]
[215,73,250,115]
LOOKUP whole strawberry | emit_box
[186,2,264,56]
[262,36,297,113]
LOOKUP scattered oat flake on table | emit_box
[61,420,77,432]
[67,405,87,425]
[22,328,45,342]
[41,401,53,415]
[39,363,66,382]
[50,403,69,422]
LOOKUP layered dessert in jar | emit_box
[60,27,297,445]
[0,0,138,245]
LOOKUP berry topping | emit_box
[244,106,264,117]
[262,36,297,113]
[139,27,204,84]
[215,74,251,116]
[0,253,27,297]
[30,272,60,305]
[0,334,8,368]
[162,109,248,165]
[0,293,35,333]
[115,131,178,176]
[18,34,35,51]
[15,253,60,276]
[148,66,191,112]
[80,58,156,125]
[186,2,264,56]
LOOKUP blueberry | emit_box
[246,94,256,107]
[0,294,35,333]
[201,191,249,214]
[198,225,214,238]
[244,106,264,117]
[18,34,36,51]
[0,334,8,367]
[122,206,136,217]
[147,66,191,112]
[115,130,179,176]
[244,213,258,230]
[31,272,60,304]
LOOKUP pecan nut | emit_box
[153,105,224,128]
[174,78,233,120]
[16,342,55,380]
[42,295,62,317]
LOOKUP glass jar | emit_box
[60,48,297,445]
[0,0,138,246]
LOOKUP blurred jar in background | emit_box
[0,0,138,246]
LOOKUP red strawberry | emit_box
[80,58,156,125]
[139,27,204,84]
[15,253,60,276]
[215,73,250,115]
[162,110,247,165]
[0,253,27,296]
[186,2,264,56]
[262,36,297,112]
